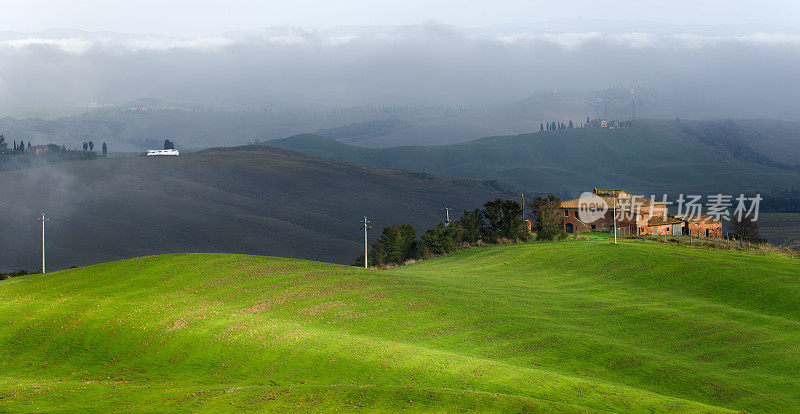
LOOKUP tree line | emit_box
[540,121,574,132]
[81,141,108,155]
[0,133,108,156]
[355,196,566,268]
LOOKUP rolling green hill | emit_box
[2,235,799,412]
[266,120,800,194]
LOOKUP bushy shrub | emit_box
[0,269,29,280]
[420,222,464,257]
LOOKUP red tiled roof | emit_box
[679,215,721,224]
[560,190,658,211]
[647,215,684,226]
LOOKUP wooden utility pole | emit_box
[38,213,50,273]
[612,192,617,245]
[362,217,371,269]
[521,193,525,232]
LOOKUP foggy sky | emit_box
[2,1,799,37]
[1,23,800,119]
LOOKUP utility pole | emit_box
[612,191,617,245]
[442,207,451,226]
[521,193,525,232]
[361,216,371,269]
[38,213,50,273]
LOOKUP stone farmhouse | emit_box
[29,145,52,155]
[585,118,628,129]
[559,188,723,237]
[683,215,724,238]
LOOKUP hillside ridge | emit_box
[0,145,512,272]
[267,120,800,194]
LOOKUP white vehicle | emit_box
[145,149,179,156]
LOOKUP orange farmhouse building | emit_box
[559,188,722,237]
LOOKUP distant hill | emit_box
[0,104,551,150]
[0,146,512,272]
[267,120,800,195]
[677,119,800,168]
[2,236,799,411]
[4,91,800,151]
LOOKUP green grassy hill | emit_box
[2,235,798,412]
[266,120,800,194]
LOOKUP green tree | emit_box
[499,199,525,240]
[0,134,6,150]
[730,216,761,243]
[82,142,88,151]
[457,209,483,244]
[481,199,524,242]
[527,194,563,240]
[420,222,464,257]
[102,142,108,156]
[88,141,94,151]
[368,224,417,267]
[164,139,175,150]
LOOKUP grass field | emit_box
[1,235,799,412]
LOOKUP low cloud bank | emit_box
[1,24,799,118]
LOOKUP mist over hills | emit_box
[0,146,512,272]
[2,87,799,151]
[3,21,800,152]
[5,3,800,411]
[0,88,660,150]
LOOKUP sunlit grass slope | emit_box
[2,235,799,412]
